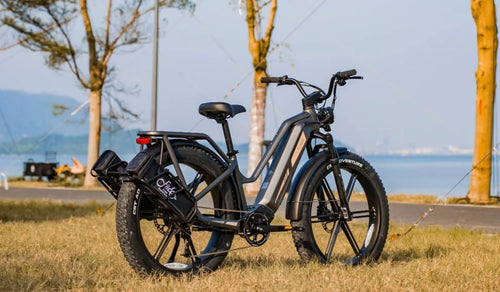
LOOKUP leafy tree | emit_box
[243,0,278,193]
[468,0,498,203]
[0,0,194,187]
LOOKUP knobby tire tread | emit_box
[291,151,389,264]
[116,144,238,275]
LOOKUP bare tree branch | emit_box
[105,0,112,53]
[79,0,98,69]
[263,0,277,52]
[44,4,88,88]
[246,0,258,61]
[103,0,143,66]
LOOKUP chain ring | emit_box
[242,213,270,246]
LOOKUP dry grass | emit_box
[386,194,441,204]
[8,179,105,191]
[0,200,499,291]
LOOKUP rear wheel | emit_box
[291,151,389,265]
[116,144,239,275]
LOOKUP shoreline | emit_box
[3,181,500,207]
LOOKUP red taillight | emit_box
[136,137,151,145]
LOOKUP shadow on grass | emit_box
[380,244,449,263]
[223,255,300,269]
[0,200,114,222]
[223,243,450,270]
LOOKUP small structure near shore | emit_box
[23,151,58,181]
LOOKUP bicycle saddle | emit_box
[199,102,246,121]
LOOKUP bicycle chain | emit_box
[154,202,341,258]
[197,205,251,214]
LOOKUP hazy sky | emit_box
[0,1,498,153]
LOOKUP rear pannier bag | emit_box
[91,150,127,197]
[126,151,196,223]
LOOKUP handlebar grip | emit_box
[261,76,283,84]
[337,69,357,78]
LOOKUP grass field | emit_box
[0,200,499,291]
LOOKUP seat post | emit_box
[218,120,238,158]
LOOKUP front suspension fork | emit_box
[312,132,352,221]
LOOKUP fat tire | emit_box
[116,144,238,275]
[291,151,389,264]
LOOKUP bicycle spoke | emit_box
[345,173,357,202]
[341,222,361,255]
[324,220,341,261]
[321,179,340,212]
[153,227,178,261]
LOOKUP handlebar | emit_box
[260,76,289,84]
[260,69,363,103]
[336,69,357,79]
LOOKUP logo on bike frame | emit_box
[155,178,177,200]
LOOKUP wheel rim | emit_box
[134,162,229,272]
[307,167,381,265]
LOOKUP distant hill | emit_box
[0,129,142,155]
[0,89,353,156]
[0,90,88,140]
[0,130,353,156]
[0,89,139,155]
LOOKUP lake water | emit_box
[1,153,498,197]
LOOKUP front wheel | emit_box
[291,151,389,265]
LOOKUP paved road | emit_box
[1,187,499,233]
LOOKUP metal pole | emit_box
[151,0,159,131]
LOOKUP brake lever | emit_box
[337,75,363,87]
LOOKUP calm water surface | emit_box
[1,153,497,197]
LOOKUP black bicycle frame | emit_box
[136,98,349,233]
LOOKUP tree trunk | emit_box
[468,0,498,203]
[246,70,268,194]
[244,0,277,194]
[83,90,102,187]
